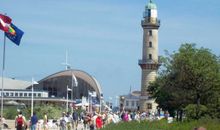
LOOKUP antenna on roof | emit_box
[61,50,71,70]
[129,86,132,94]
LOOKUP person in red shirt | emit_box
[95,114,102,129]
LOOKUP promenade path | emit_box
[4,120,85,130]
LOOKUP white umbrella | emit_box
[5,100,19,105]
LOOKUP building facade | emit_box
[138,0,160,112]
[27,69,102,100]
[119,91,140,111]
[0,69,103,109]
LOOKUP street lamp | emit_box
[88,91,92,113]
[66,85,72,112]
[88,91,96,113]
[109,97,113,109]
[100,93,103,113]
[115,96,119,108]
[31,78,38,116]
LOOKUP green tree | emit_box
[149,43,220,120]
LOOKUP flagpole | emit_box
[1,33,6,129]
[71,71,73,114]
[71,71,73,101]
[31,78,34,116]
[31,78,38,117]
[66,85,68,112]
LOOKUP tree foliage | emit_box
[148,43,220,120]
[184,104,208,120]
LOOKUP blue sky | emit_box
[0,0,220,103]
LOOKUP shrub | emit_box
[184,104,208,120]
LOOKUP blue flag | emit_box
[5,23,24,46]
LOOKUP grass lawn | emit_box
[101,119,220,130]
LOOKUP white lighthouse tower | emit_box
[139,0,160,112]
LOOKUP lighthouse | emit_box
[139,0,160,112]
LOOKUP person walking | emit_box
[15,111,26,130]
[123,111,129,122]
[83,113,90,130]
[66,112,72,130]
[88,114,94,130]
[60,112,67,130]
[30,112,38,130]
[72,109,79,130]
[43,112,48,130]
[95,114,102,129]
[0,115,7,129]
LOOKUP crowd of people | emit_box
[10,108,169,130]
[13,108,107,130]
[0,109,207,130]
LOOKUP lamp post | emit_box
[71,71,73,103]
[115,96,119,108]
[88,91,96,113]
[109,97,112,109]
[66,85,68,112]
[88,91,91,113]
[31,78,38,116]
[66,85,72,112]
[100,94,103,113]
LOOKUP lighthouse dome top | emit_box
[146,0,157,10]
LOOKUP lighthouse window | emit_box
[149,42,152,47]
[148,9,151,17]
[147,103,152,109]
[149,30,152,36]
[149,54,152,59]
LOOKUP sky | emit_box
[0,0,220,103]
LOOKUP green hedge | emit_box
[101,119,220,130]
[3,104,65,120]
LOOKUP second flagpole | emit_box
[1,33,6,129]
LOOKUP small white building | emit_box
[119,91,140,111]
[119,91,158,113]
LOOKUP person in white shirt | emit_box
[60,112,67,130]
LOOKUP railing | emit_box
[0,90,48,98]
[139,56,163,65]
[141,18,160,27]
[138,59,158,65]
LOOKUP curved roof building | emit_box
[26,69,102,100]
